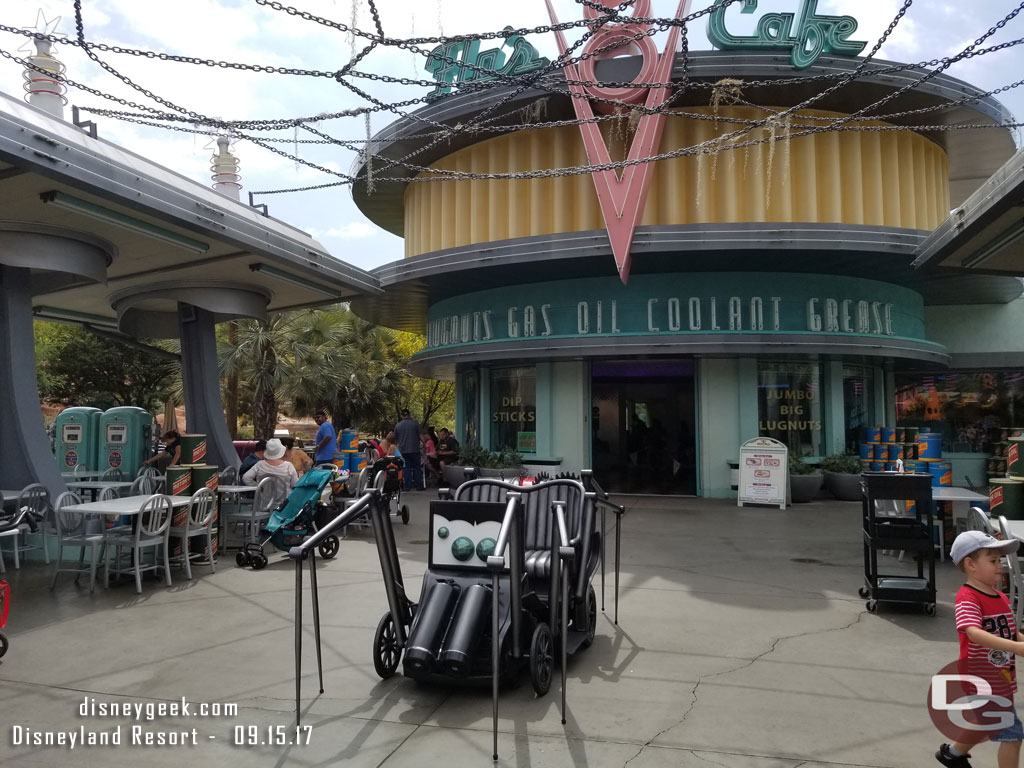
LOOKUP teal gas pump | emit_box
[99,407,153,477]
[54,407,102,472]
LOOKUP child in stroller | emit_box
[237,469,341,569]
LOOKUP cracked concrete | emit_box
[0,494,966,766]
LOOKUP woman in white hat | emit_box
[241,437,298,490]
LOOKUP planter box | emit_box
[790,473,823,503]
[824,471,863,502]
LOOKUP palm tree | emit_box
[219,307,407,437]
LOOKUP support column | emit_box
[824,361,846,456]
[0,266,66,496]
[178,304,239,469]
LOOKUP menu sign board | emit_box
[737,437,789,509]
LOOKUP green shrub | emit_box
[458,444,523,469]
[788,452,817,475]
[819,454,861,474]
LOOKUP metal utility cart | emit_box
[859,472,937,616]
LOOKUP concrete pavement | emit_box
[0,492,971,767]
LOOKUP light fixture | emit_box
[33,305,119,328]
[961,218,1024,269]
[248,263,341,298]
[40,191,209,253]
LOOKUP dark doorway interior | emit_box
[591,360,697,495]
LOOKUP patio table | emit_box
[68,494,191,517]
[60,470,106,480]
[932,486,991,533]
[65,480,135,502]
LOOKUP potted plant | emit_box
[819,453,863,501]
[788,452,823,503]
[447,445,524,484]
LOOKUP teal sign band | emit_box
[425,273,930,350]
[707,0,867,69]
[425,27,550,100]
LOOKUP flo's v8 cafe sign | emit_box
[424,273,928,350]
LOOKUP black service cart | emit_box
[859,472,937,616]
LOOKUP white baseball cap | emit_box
[950,530,1019,566]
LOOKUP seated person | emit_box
[422,430,440,484]
[144,430,181,471]
[436,428,460,471]
[238,439,267,477]
[242,438,298,490]
[281,436,313,477]
[379,431,400,459]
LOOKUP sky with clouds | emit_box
[1,0,1023,274]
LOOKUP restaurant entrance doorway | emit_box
[591,361,697,495]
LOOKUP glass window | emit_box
[489,366,536,452]
[895,371,1024,453]
[843,365,875,453]
[461,370,480,448]
[757,362,823,456]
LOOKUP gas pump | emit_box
[98,407,154,477]
[53,407,102,472]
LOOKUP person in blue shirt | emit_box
[313,411,337,464]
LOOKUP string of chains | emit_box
[3,0,1022,194]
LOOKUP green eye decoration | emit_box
[437,526,449,539]
[451,536,474,561]
[476,538,497,561]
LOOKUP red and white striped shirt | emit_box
[955,583,1017,696]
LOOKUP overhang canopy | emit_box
[913,145,1024,275]
[0,91,380,329]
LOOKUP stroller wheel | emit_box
[235,551,250,568]
[373,612,401,679]
[401,505,410,525]
[252,553,269,570]
[0,630,8,659]
[318,536,340,560]
[529,622,553,696]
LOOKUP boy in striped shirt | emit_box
[938,531,1024,767]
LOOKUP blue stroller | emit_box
[236,470,340,570]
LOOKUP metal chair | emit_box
[224,477,280,545]
[168,488,217,579]
[101,467,124,482]
[104,494,173,594]
[3,484,52,567]
[341,467,373,535]
[129,474,155,496]
[219,466,238,486]
[51,491,105,592]
[968,506,997,535]
[997,515,1024,627]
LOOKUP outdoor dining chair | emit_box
[101,467,124,482]
[129,474,155,496]
[51,491,105,592]
[968,505,998,535]
[168,488,216,580]
[224,477,279,545]
[5,484,52,567]
[104,494,173,594]
[218,466,238,485]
